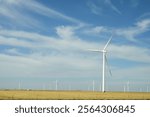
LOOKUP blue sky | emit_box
[0,0,150,91]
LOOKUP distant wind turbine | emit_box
[127,81,130,92]
[147,86,149,92]
[88,35,113,92]
[124,85,126,92]
[93,80,95,92]
[55,80,58,91]
[18,82,21,90]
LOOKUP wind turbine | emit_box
[93,80,95,92]
[147,86,149,92]
[18,82,21,90]
[55,80,58,91]
[88,35,112,92]
[127,81,129,92]
[124,85,126,92]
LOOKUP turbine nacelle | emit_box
[102,50,107,53]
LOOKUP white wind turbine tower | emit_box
[88,36,112,92]
[18,82,21,90]
[127,81,130,92]
[93,80,95,92]
[55,80,58,91]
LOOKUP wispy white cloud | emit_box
[136,19,150,29]
[87,1,102,15]
[84,18,150,42]
[20,0,84,25]
[113,65,150,80]
[83,26,109,35]
[0,52,99,79]
[56,26,76,39]
[87,0,121,15]
[115,18,150,41]
[104,0,122,15]
[4,48,21,55]
[0,28,99,52]
[0,0,85,30]
[0,0,42,29]
[0,26,150,63]
[0,38,150,80]
[0,35,35,48]
[138,12,150,20]
[110,44,150,63]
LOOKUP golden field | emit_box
[0,90,150,100]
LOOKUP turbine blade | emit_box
[86,49,103,52]
[105,55,112,76]
[103,35,113,50]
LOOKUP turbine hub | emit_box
[102,50,107,53]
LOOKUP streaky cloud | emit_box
[20,0,85,25]
[0,0,85,30]
[87,0,122,15]
[104,0,122,15]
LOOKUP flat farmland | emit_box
[0,90,150,100]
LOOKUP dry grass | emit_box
[0,90,150,100]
